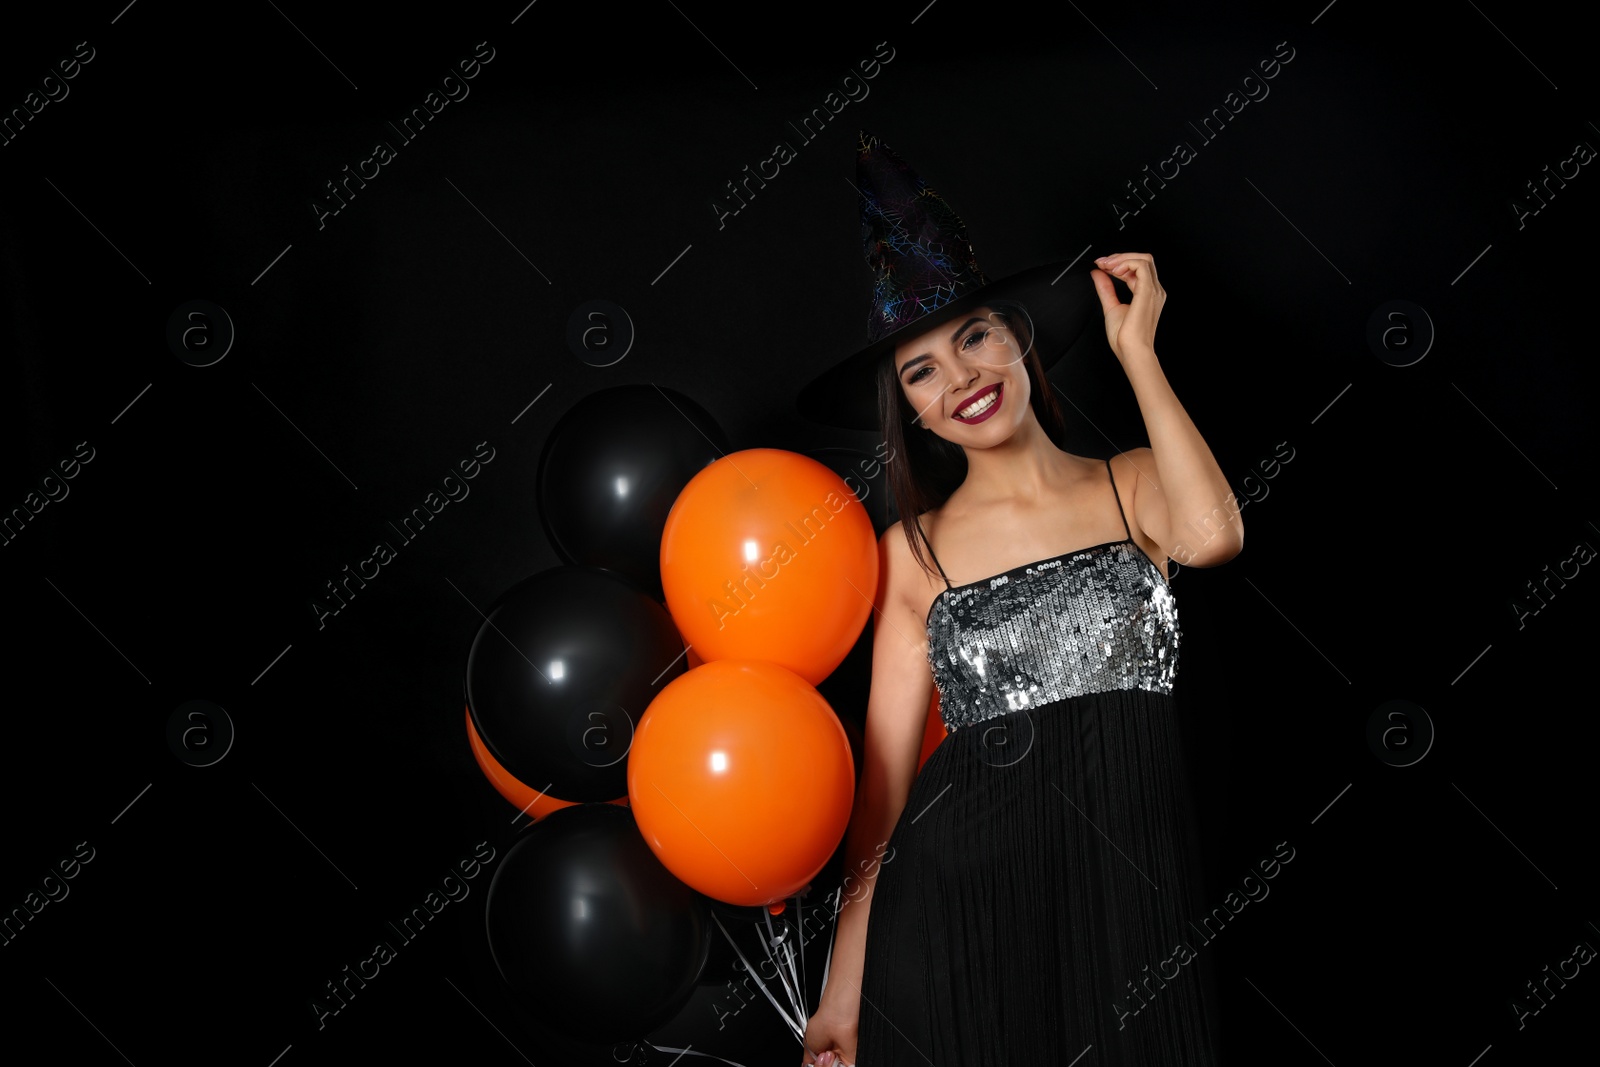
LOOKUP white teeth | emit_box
[957,390,998,419]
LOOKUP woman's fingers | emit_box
[1095,256,1165,329]
[1088,266,1124,314]
[1091,253,1165,359]
[1095,252,1155,269]
[1095,253,1158,294]
[1096,251,1158,279]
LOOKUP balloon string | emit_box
[818,885,842,1004]
[758,907,804,1022]
[774,912,807,1024]
[771,908,800,1023]
[710,910,803,1040]
[793,891,807,1005]
[781,936,804,1024]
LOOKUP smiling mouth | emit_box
[952,384,1002,423]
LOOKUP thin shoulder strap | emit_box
[912,513,953,590]
[1106,456,1132,541]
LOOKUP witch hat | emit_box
[796,131,1100,431]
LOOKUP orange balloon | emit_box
[660,449,878,686]
[627,659,855,906]
[686,646,703,669]
[465,707,627,820]
[919,687,948,772]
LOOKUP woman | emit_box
[796,134,1241,1066]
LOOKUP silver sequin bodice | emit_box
[926,538,1178,731]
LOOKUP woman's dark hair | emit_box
[875,300,1069,583]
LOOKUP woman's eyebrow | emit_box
[948,316,983,342]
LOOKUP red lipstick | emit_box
[951,383,1002,424]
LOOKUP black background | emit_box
[3,1,1597,1064]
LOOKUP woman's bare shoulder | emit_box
[879,512,944,606]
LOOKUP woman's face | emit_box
[893,305,1031,444]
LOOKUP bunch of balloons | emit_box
[635,444,874,905]
[463,384,878,1050]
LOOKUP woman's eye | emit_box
[909,366,932,383]
[962,329,989,349]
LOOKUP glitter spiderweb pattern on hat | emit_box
[856,131,991,344]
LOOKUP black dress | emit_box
[854,457,1221,1066]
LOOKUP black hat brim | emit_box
[796,260,1103,432]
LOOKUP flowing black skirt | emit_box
[854,687,1221,1066]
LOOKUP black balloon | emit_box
[465,566,687,800]
[537,384,729,601]
[485,803,712,1045]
